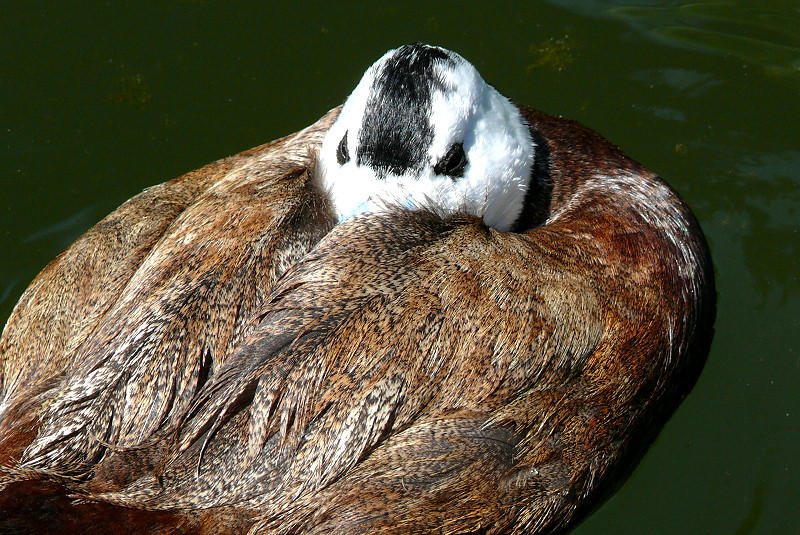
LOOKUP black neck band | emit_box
[511,129,552,233]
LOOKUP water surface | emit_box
[2,1,798,533]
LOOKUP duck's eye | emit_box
[433,142,467,178]
[336,132,350,165]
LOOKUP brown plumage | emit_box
[0,54,714,534]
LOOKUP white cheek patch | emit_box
[427,60,482,162]
[467,90,534,229]
[323,162,385,221]
[325,163,437,222]
[425,62,534,230]
[320,55,391,193]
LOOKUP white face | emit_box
[319,44,535,232]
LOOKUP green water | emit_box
[1,1,798,533]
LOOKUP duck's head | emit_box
[319,43,535,231]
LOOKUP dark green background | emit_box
[2,1,798,533]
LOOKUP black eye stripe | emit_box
[433,142,467,178]
[336,132,350,165]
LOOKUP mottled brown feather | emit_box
[0,105,714,535]
[0,110,337,475]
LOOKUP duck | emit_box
[0,43,715,534]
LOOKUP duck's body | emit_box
[0,45,714,534]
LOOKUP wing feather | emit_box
[14,111,338,476]
[136,209,603,511]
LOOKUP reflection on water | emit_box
[722,150,800,305]
[0,280,22,311]
[20,206,98,246]
[545,0,800,77]
[630,67,721,97]
[0,206,101,323]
